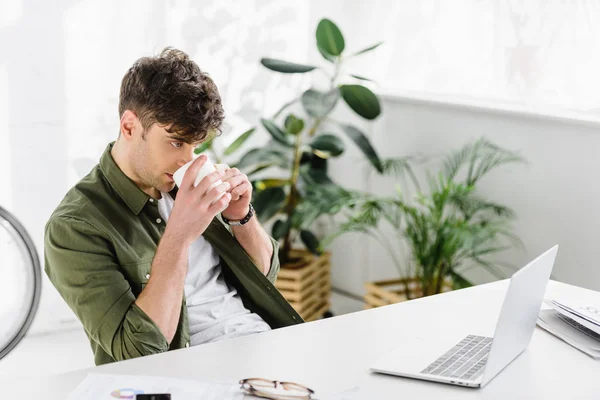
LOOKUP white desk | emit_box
[3,280,600,399]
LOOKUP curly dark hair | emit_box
[118,47,224,144]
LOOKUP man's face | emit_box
[129,122,198,197]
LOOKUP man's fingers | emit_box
[208,192,232,214]
[181,155,207,188]
[230,182,251,201]
[195,169,225,195]
[222,167,242,180]
[223,174,246,190]
[204,181,231,205]
[215,164,230,173]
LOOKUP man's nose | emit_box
[178,147,196,167]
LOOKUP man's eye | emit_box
[171,142,183,148]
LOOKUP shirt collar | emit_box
[99,142,150,215]
[99,141,180,215]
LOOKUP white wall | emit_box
[327,94,600,296]
[309,0,600,116]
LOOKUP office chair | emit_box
[0,205,41,360]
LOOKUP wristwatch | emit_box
[221,203,255,227]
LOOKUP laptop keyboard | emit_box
[421,335,492,381]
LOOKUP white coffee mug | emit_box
[173,156,229,202]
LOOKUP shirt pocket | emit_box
[123,260,153,297]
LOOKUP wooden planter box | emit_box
[364,277,453,309]
[275,249,331,322]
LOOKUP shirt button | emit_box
[185,342,190,348]
[156,218,162,224]
[149,198,154,203]
[145,273,150,279]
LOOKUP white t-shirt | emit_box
[157,192,271,346]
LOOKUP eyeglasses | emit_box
[239,378,315,400]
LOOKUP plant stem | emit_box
[281,124,308,262]
[307,118,323,138]
[331,58,341,87]
[281,54,341,260]
[434,262,446,295]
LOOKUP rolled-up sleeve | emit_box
[265,236,281,284]
[44,216,168,363]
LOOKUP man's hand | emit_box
[168,155,232,245]
[220,167,252,221]
[137,155,232,343]
[218,165,272,274]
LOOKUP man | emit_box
[44,47,303,366]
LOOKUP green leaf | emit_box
[309,134,345,157]
[300,229,322,255]
[309,152,328,172]
[299,163,334,186]
[246,163,276,176]
[352,41,383,56]
[318,44,337,62]
[194,139,213,154]
[380,157,422,192]
[339,124,383,173]
[260,119,294,147]
[272,219,291,240]
[234,147,290,170]
[316,18,345,56]
[301,88,339,118]
[290,206,317,230]
[223,128,255,156]
[443,137,525,185]
[252,187,286,222]
[284,114,305,135]
[254,179,289,190]
[260,58,316,73]
[350,74,373,82]
[340,84,381,120]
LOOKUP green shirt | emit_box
[44,143,303,366]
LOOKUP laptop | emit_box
[370,246,558,388]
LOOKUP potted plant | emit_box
[322,138,526,308]
[198,18,386,320]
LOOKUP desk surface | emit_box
[3,280,600,399]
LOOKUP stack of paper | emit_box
[537,299,600,359]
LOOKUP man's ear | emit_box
[120,110,139,141]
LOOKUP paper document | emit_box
[551,299,600,328]
[548,300,600,337]
[67,374,243,400]
[537,309,600,359]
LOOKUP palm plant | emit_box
[323,138,526,298]
[200,18,387,264]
